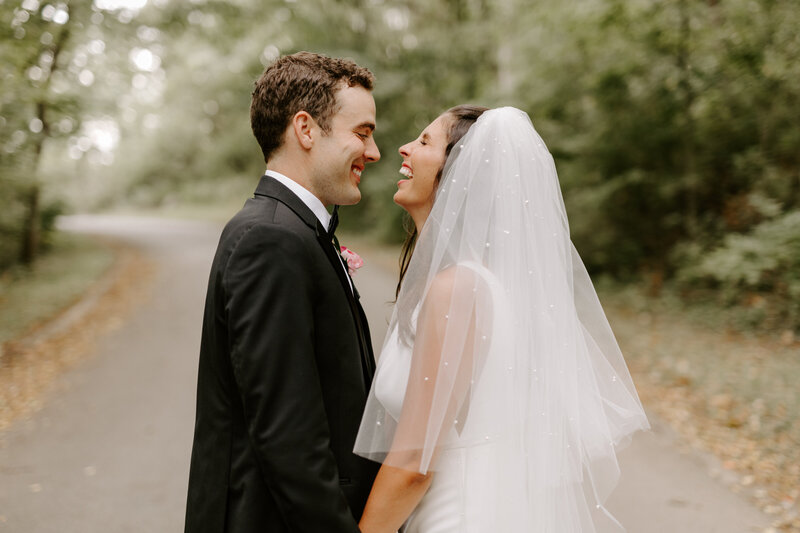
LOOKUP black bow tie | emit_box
[328,205,339,236]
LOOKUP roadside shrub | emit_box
[676,209,800,331]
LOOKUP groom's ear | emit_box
[291,111,315,150]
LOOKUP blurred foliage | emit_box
[0,0,798,331]
[0,231,112,345]
[0,0,141,268]
[675,209,800,329]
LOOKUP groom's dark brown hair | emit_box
[250,51,375,163]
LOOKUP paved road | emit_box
[0,215,770,532]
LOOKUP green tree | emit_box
[30,0,796,328]
[0,0,144,269]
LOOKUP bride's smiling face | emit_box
[394,113,452,222]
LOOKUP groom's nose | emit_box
[364,136,380,163]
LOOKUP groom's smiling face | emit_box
[310,85,380,206]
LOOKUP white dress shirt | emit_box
[265,170,353,292]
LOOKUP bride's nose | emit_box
[398,142,411,158]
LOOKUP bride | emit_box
[354,106,650,532]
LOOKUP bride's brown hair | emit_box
[395,104,488,298]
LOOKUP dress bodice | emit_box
[374,314,414,422]
[371,263,505,533]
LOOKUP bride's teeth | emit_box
[399,167,412,178]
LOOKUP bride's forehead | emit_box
[423,114,451,138]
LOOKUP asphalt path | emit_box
[0,214,770,532]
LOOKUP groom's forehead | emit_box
[332,86,376,124]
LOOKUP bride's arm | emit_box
[358,461,432,533]
[359,267,479,533]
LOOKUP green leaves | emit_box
[1,0,798,329]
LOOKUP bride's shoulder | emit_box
[426,263,489,302]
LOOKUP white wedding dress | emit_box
[355,107,650,532]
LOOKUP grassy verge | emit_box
[0,232,114,348]
[600,284,799,531]
[0,232,153,430]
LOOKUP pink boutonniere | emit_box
[339,246,364,275]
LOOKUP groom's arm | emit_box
[224,224,359,533]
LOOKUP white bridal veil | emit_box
[354,107,649,531]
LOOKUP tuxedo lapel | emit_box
[255,175,375,384]
[316,224,357,301]
[316,226,375,385]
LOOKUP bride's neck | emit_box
[410,206,432,234]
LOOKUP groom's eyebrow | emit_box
[356,121,375,132]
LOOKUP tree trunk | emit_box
[20,184,40,266]
[18,8,72,266]
[678,0,698,238]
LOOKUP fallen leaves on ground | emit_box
[0,245,155,431]
[606,300,800,533]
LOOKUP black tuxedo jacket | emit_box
[185,176,379,532]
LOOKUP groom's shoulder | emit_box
[218,196,316,254]
[232,193,313,230]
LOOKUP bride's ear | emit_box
[291,111,315,150]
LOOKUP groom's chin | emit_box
[340,188,362,206]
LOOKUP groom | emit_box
[185,52,381,532]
